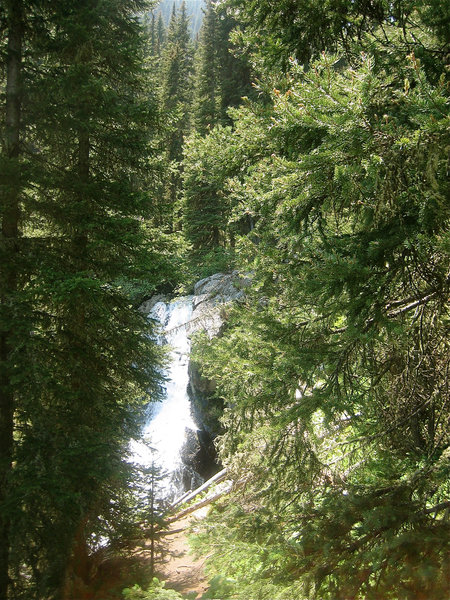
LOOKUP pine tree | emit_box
[136,458,169,577]
[186,3,450,596]
[182,101,271,276]
[159,0,194,227]
[225,0,450,67]
[192,0,219,135]
[1,0,165,596]
[148,11,156,57]
[184,1,254,273]
[215,6,252,118]
[192,1,252,135]
[160,0,193,157]
[156,12,166,57]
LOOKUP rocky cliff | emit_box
[139,272,250,487]
[186,272,250,478]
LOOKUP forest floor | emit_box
[88,505,210,600]
[154,505,210,598]
[88,502,214,599]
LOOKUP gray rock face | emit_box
[186,272,249,461]
[189,270,250,339]
[184,272,250,478]
[138,294,169,316]
[193,271,244,297]
[188,359,222,438]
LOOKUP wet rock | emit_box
[188,360,223,439]
[138,294,169,316]
[189,271,250,339]
[186,272,251,475]
[180,428,220,483]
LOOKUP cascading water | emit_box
[130,272,244,500]
[131,296,199,499]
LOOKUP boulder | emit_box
[189,271,250,339]
[138,294,169,316]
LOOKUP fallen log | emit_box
[168,484,231,523]
[170,467,228,511]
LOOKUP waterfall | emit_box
[130,272,245,500]
[130,296,199,499]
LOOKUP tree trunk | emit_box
[74,127,90,260]
[61,519,92,600]
[0,1,23,597]
[60,125,91,600]
[150,471,155,577]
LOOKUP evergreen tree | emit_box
[159,0,194,227]
[165,3,178,48]
[182,101,271,276]
[184,1,253,272]
[1,1,165,597]
[156,0,205,37]
[188,3,450,597]
[192,1,252,135]
[0,1,24,595]
[215,6,252,118]
[160,0,193,157]
[192,0,219,135]
[148,12,156,57]
[135,457,169,577]
[182,130,228,269]
[156,12,166,57]
[225,0,450,67]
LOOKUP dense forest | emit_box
[155,0,204,37]
[0,0,449,599]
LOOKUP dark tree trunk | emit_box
[60,127,91,600]
[0,1,23,597]
[74,128,90,260]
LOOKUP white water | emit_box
[130,296,198,498]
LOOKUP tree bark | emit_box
[0,1,23,597]
[60,124,91,600]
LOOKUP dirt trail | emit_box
[156,505,210,598]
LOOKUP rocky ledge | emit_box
[186,272,250,480]
[188,270,250,338]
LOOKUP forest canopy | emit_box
[0,0,449,598]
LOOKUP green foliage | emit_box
[160,1,194,161]
[200,575,237,599]
[184,1,254,276]
[192,0,220,135]
[1,1,167,597]
[187,10,450,599]
[2,0,448,598]
[116,228,188,304]
[192,1,252,135]
[225,0,448,68]
[182,128,232,266]
[157,1,195,234]
[130,456,171,578]
[156,0,205,38]
[123,578,184,600]
[182,101,274,277]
